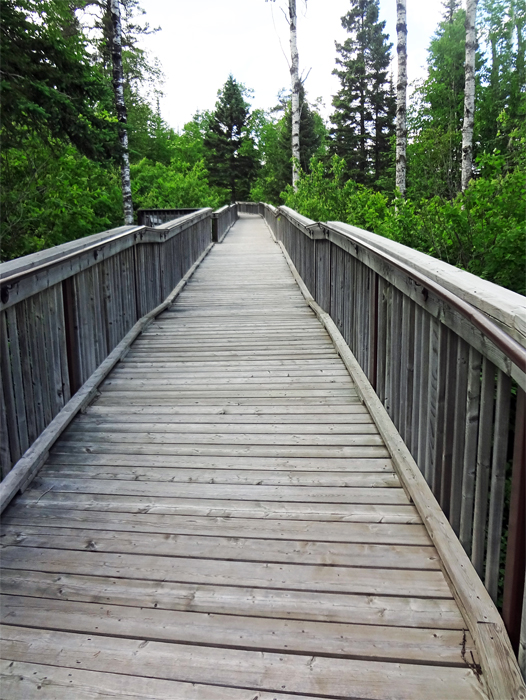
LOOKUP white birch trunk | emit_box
[395,0,407,197]
[461,0,478,192]
[110,0,134,224]
[289,0,301,191]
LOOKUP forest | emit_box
[1,0,525,294]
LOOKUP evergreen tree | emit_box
[406,7,467,199]
[477,0,526,162]
[204,75,259,202]
[330,0,395,186]
[250,90,327,205]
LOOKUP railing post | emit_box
[503,387,526,652]
[211,213,219,243]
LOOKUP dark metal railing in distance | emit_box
[137,208,200,227]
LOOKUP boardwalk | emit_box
[1,215,489,699]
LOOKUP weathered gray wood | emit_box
[0,625,489,700]
[484,369,511,602]
[0,660,326,700]
[459,347,482,555]
[472,357,496,576]
[449,337,469,535]
[0,243,215,513]
[278,236,524,700]
[0,571,463,629]
[0,594,474,665]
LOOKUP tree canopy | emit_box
[1,0,524,296]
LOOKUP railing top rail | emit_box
[0,208,212,290]
[320,220,526,373]
[0,224,141,279]
[263,202,526,374]
[328,220,526,348]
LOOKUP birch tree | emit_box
[266,0,304,190]
[289,0,301,190]
[109,0,134,223]
[395,0,407,196]
[461,0,478,191]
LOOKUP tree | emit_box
[203,76,259,202]
[396,0,407,196]
[109,0,133,224]
[461,0,479,190]
[406,5,467,199]
[288,0,301,190]
[330,0,395,186]
[265,0,305,190]
[0,0,118,159]
[250,89,327,204]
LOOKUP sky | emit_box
[138,0,451,131]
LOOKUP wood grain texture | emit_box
[0,214,494,700]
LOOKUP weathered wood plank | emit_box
[0,626,490,700]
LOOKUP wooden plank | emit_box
[0,524,434,568]
[40,466,399,487]
[5,307,29,455]
[50,442,389,458]
[10,496,421,523]
[0,569,465,629]
[28,477,409,504]
[0,660,327,700]
[0,626,490,700]
[0,310,21,466]
[484,370,511,602]
[471,357,496,576]
[459,347,482,555]
[2,546,451,598]
[45,452,391,472]
[0,595,475,666]
[59,430,383,445]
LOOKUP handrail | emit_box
[259,200,526,678]
[0,207,217,482]
[0,225,145,290]
[318,221,526,377]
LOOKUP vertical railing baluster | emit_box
[472,357,496,577]
[502,386,525,652]
[449,337,469,534]
[485,369,512,602]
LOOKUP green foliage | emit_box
[1,137,123,260]
[284,156,526,294]
[204,75,259,202]
[250,90,328,205]
[330,0,395,186]
[131,158,224,210]
[1,0,119,160]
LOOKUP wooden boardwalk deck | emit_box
[0,215,489,699]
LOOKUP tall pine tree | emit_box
[204,75,258,202]
[330,0,395,186]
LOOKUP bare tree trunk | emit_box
[396,0,407,197]
[461,0,478,192]
[109,0,133,224]
[289,0,301,191]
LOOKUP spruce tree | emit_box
[204,75,258,202]
[330,0,395,186]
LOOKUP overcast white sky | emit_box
[138,0,452,130]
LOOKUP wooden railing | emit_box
[212,204,238,242]
[1,199,525,678]
[254,201,526,670]
[0,207,236,481]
